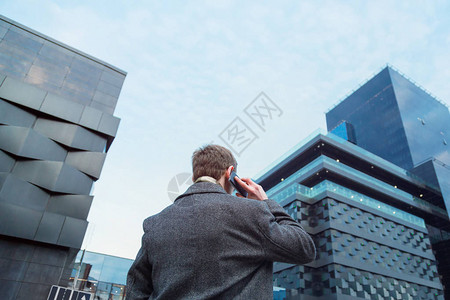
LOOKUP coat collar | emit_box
[174,182,227,202]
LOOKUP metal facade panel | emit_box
[0,126,67,161]
[12,161,93,194]
[46,194,93,220]
[0,74,120,137]
[92,90,117,108]
[0,233,35,261]
[70,57,103,83]
[0,76,119,137]
[0,279,21,299]
[30,244,69,267]
[20,128,67,161]
[0,258,28,281]
[65,151,106,179]
[100,69,125,88]
[0,233,77,300]
[55,164,93,194]
[0,99,36,127]
[96,79,122,98]
[33,118,78,145]
[0,202,42,239]
[98,113,120,137]
[12,160,61,189]
[71,126,107,153]
[22,262,62,284]
[0,126,27,154]
[0,22,8,39]
[0,76,46,110]
[40,93,83,124]
[33,118,107,152]
[0,43,34,80]
[0,173,49,211]
[38,41,74,67]
[26,58,67,88]
[4,26,44,51]
[0,150,14,172]
[34,212,65,244]
[57,217,88,248]
[90,100,114,115]
[79,106,103,130]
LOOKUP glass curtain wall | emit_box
[68,250,133,300]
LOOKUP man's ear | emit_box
[226,166,234,180]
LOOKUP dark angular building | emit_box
[257,131,446,299]
[256,67,450,299]
[326,66,450,213]
[0,15,126,299]
[327,66,450,297]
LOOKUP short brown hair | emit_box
[192,144,237,181]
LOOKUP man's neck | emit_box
[195,176,228,192]
[195,176,218,184]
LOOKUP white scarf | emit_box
[194,176,219,184]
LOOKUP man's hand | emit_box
[234,177,268,201]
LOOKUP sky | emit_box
[1,1,450,259]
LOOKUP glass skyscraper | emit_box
[256,130,446,299]
[326,66,450,297]
[256,66,450,299]
[326,66,450,214]
[0,15,125,300]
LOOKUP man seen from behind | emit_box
[127,144,316,299]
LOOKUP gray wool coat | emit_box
[126,182,316,300]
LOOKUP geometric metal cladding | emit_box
[33,118,107,152]
[0,15,124,251]
[0,125,106,179]
[0,79,114,248]
[0,126,67,161]
[333,265,443,300]
[12,161,93,195]
[65,152,106,180]
[0,98,36,127]
[0,149,15,172]
[0,15,125,300]
[273,184,444,299]
[0,18,125,116]
[274,264,443,300]
[0,173,50,211]
[46,195,93,220]
[0,77,121,141]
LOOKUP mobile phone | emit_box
[229,171,248,198]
